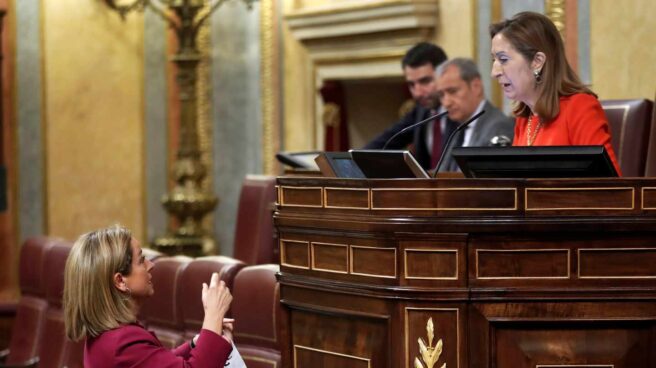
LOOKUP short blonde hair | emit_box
[64,225,136,341]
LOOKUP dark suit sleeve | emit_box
[363,107,422,149]
[115,326,232,367]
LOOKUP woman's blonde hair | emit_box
[64,225,136,341]
[490,11,595,121]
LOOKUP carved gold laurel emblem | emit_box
[414,317,446,368]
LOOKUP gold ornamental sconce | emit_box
[415,317,446,368]
[104,0,256,256]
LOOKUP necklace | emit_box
[526,114,543,146]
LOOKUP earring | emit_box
[121,287,132,300]
[533,69,543,84]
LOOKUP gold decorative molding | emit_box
[545,0,566,38]
[322,102,340,127]
[414,318,446,368]
[405,307,459,368]
[197,11,213,196]
[261,0,281,175]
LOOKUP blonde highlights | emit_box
[64,225,136,341]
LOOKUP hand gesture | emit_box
[200,273,233,336]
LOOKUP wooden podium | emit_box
[275,177,656,368]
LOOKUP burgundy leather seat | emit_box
[0,237,58,367]
[601,99,654,176]
[645,94,656,176]
[37,240,84,368]
[138,256,192,349]
[178,256,245,340]
[232,264,285,368]
[233,175,278,265]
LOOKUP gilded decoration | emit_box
[197,16,212,194]
[414,317,446,368]
[545,0,566,37]
[105,0,256,256]
[322,102,340,127]
[261,0,281,175]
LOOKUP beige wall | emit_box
[43,1,145,241]
[435,0,475,59]
[591,0,656,100]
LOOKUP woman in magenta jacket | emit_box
[63,225,233,367]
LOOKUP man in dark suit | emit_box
[434,58,515,172]
[363,42,448,169]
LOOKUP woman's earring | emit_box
[533,69,543,84]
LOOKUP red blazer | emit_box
[513,93,622,175]
[84,323,232,367]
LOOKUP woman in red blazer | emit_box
[489,11,621,175]
[63,225,233,367]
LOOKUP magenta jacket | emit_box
[84,323,231,367]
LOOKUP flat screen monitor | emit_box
[451,145,619,178]
[349,150,429,179]
[315,152,366,178]
[276,151,320,170]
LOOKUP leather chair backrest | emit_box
[4,237,58,365]
[37,240,82,368]
[601,99,654,176]
[644,93,656,176]
[178,256,245,340]
[233,175,277,265]
[232,264,284,367]
[138,256,192,348]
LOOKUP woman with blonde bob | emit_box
[490,11,621,175]
[63,225,233,367]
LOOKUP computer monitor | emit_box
[315,152,366,178]
[276,151,321,170]
[349,150,429,179]
[451,145,619,178]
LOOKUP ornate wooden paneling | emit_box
[276,178,656,368]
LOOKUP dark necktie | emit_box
[430,119,442,168]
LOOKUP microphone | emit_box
[382,110,448,150]
[431,110,486,177]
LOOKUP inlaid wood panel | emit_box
[371,188,517,211]
[495,322,653,368]
[642,187,656,209]
[280,186,323,207]
[350,245,396,278]
[312,242,348,274]
[404,249,458,280]
[579,248,656,279]
[324,187,369,209]
[476,249,570,279]
[291,310,387,368]
[525,187,634,211]
[281,240,310,269]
